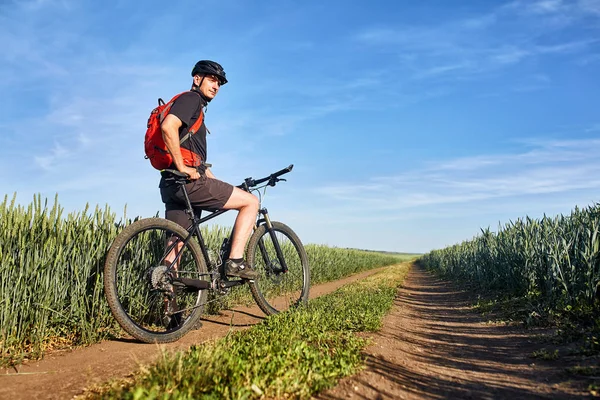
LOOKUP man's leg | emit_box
[163,208,193,271]
[164,177,259,279]
[221,187,259,259]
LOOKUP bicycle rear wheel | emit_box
[247,221,310,315]
[103,218,208,343]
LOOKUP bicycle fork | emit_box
[256,208,289,274]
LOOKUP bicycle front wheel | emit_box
[247,221,310,315]
[103,218,208,343]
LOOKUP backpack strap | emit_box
[179,108,204,145]
[176,91,204,145]
[157,91,204,147]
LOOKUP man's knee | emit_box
[247,192,259,210]
[239,191,259,212]
[224,188,259,211]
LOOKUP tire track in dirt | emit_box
[0,267,390,400]
[317,263,589,399]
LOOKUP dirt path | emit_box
[317,264,592,399]
[0,268,387,400]
[2,264,595,399]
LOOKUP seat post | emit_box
[179,182,196,220]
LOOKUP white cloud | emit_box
[490,47,531,65]
[529,0,566,14]
[314,138,600,214]
[34,143,69,170]
[18,0,72,11]
[585,123,600,132]
[505,0,600,22]
[579,0,600,14]
[413,62,474,79]
[461,14,498,30]
[536,39,599,54]
[354,0,600,83]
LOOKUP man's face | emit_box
[197,74,221,99]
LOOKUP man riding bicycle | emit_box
[159,60,259,280]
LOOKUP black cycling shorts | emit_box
[160,175,234,229]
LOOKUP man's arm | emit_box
[161,114,200,180]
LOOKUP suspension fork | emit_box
[256,208,289,273]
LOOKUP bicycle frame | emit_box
[160,165,293,290]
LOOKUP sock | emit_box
[230,257,243,263]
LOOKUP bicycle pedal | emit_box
[220,279,246,288]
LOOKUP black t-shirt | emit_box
[168,91,208,166]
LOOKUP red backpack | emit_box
[144,91,204,170]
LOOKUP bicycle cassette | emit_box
[147,265,173,292]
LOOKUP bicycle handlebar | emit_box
[246,164,294,187]
[239,164,294,190]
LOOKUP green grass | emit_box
[566,366,600,377]
[472,290,600,357]
[530,348,559,360]
[86,263,411,399]
[419,202,600,314]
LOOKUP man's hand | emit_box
[181,165,200,180]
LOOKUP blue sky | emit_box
[1,0,599,253]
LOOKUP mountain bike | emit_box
[103,165,310,343]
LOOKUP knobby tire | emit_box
[247,221,310,315]
[103,218,208,343]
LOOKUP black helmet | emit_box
[191,60,228,85]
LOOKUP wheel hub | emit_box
[266,259,285,284]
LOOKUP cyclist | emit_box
[159,60,259,280]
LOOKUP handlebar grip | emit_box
[272,164,294,178]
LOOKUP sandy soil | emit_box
[317,264,596,399]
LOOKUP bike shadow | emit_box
[109,337,144,344]
[202,308,266,327]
